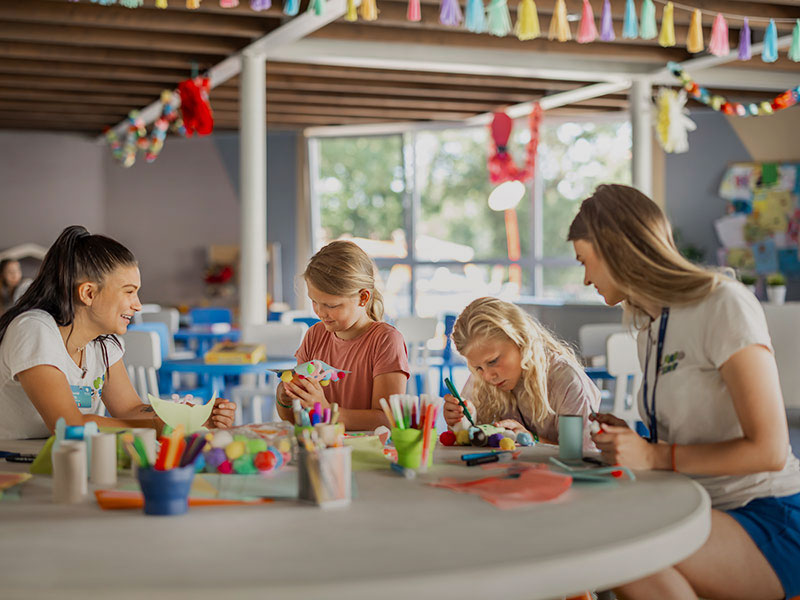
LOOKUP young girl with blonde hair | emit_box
[443,296,600,450]
[276,241,409,430]
[569,184,800,600]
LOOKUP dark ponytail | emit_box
[0,226,137,346]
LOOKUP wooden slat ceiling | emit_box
[0,0,797,134]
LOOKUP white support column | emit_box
[630,79,653,198]
[239,50,267,327]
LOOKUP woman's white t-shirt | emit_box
[637,280,800,510]
[0,309,124,440]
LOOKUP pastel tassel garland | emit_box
[622,0,637,39]
[737,17,751,60]
[360,0,378,21]
[219,0,238,6]
[346,0,357,21]
[639,0,657,40]
[515,0,540,41]
[576,0,597,44]
[790,20,800,62]
[186,0,201,8]
[548,0,571,42]
[407,0,421,22]
[120,0,143,6]
[762,19,778,63]
[487,0,511,37]
[308,0,325,16]
[283,0,299,15]
[658,1,675,47]
[250,0,272,9]
[686,8,703,53]
[708,13,729,56]
[599,0,614,41]
[440,0,463,26]
[465,0,486,33]
[155,0,168,6]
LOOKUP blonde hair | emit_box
[568,184,728,324]
[451,297,581,424]
[303,240,384,322]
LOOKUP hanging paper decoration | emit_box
[178,76,214,136]
[659,1,675,47]
[360,0,378,21]
[219,0,238,6]
[407,0,421,22]
[576,0,597,44]
[440,0,463,27]
[708,13,729,56]
[345,0,357,21]
[186,0,201,7]
[250,0,272,10]
[155,0,168,7]
[465,0,486,32]
[515,0,540,41]
[640,0,656,39]
[283,0,299,15]
[738,17,752,60]
[488,103,542,184]
[668,61,800,117]
[686,9,703,53]
[548,0,571,42]
[119,0,143,6]
[145,90,186,162]
[762,19,778,63]
[308,0,325,16]
[487,0,511,37]
[790,20,800,62]
[599,0,614,41]
[622,0,637,39]
[654,88,696,154]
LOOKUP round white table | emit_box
[0,441,710,600]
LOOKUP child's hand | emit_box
[443,393,475,427]
[494,419,527,436]
[206,398,236,429]
[592,424,654,469]
[284,377,328,411]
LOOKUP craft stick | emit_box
[379,398,396,429]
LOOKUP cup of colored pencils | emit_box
[125,425,207,516]
[294,407,352,508]
[382,394,442,472]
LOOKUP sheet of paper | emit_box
[344,435,391,471]
[714,214,747,248]
[751,239,779,274]
[719,164,757,200]
[148,394,215,432]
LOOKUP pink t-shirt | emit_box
[295,321,410,410]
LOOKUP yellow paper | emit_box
[148,394,215,432]
[754,198,789,232]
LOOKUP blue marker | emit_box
[390,462,416,479]
[460,450,512,461]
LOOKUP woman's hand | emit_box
[493,419,528,436]
[284,377,328,411]
[206,398,237,429]
[591,424,659,470]
[590,412,630,429]
[443,393,476,428]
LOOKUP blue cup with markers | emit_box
[136,465,195,516]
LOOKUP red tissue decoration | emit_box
[487,103,542,184]
[204,264,233,285]
[178,76,214,136]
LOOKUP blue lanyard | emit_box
[643,307,670,444]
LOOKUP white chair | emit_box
[230,323,308,424]
[606,331,643,428]
[122,329,162,402]
[763,303,800,409]
[132,303,162,324]
[578,322,627,365]
[141,308,194,360]
[395,316,438,395]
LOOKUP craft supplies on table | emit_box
[272,359,350,387]
[201,423,293,475]
[52,440,87,504]
[383,393,442,473]
[204,342,266,364]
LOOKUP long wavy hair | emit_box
[303,240,385,322]
[451,297,581,424]
[0,226,137,364]
[568,184,727,324]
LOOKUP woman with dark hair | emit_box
[0,258,32,314]
[0,226,235,440]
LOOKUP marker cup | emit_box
[558,414,584,463]
[136,465,195,516]
[298,445,352,509]
[392,427,437,470]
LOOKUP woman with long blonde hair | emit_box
[442,297,600,450]
[569,184,800,600]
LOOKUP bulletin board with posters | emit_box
[715,163,800,278]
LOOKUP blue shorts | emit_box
[727,492,800,599]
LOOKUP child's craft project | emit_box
[147,393,216,432]
[439,424,533,449]
[272,360,350,387]
[201,425,293,476]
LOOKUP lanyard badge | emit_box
[643,307,670,444]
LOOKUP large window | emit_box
[308,116,631,317]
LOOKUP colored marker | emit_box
[444,377,476,427]
[460,450,512,461]
[390,462,417,479]
[379,398,396,429]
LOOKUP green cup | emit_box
[392,427,437,470]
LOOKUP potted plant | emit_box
[739,273,757,295]
[766,273,787,305]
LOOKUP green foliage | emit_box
[739,273,757,285]
[767,273,786,286]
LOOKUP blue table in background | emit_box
[173,326,241,356]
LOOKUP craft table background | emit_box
[0,440,710,600]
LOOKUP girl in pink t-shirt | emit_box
[276,241,409,431]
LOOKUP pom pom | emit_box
[547,0,571,42]
[359,0,378,21]
[576,0,597,44]
[658,2,675,47]
[217,459,233,474]
[599,0,614,41]
[345,0,357,21]
[465,0,486,33]
[515,0,540,41]
[486,0,511,37]
[233,454,258,474]
[254,450,277,471]
[654,88,696,154]
[686,9,704,53]
[439,0,463,27]
[204,447,226,470]
[762,19,778,63]
[225,440,246,460]
[789,19,800,62]
[499,437,515,451]
[488,433,504,447]
[516,431,534,446]
[407,0,421,22]
[622,0,637,39]
[708,12,729,56]
[439,430,457,446]
[283,0,299,16]
[639,0,656,40]
[738,17,751,61]
[455,430,471,445]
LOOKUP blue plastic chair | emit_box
[189,307,232,325]
[293,316,321,328]
[126,322,169,362]
[436,314,468,397]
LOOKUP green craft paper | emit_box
[761,163,779,186]
[148,394,214,432]
[344,435,390,471]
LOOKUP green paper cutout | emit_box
[148,394,215,432]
